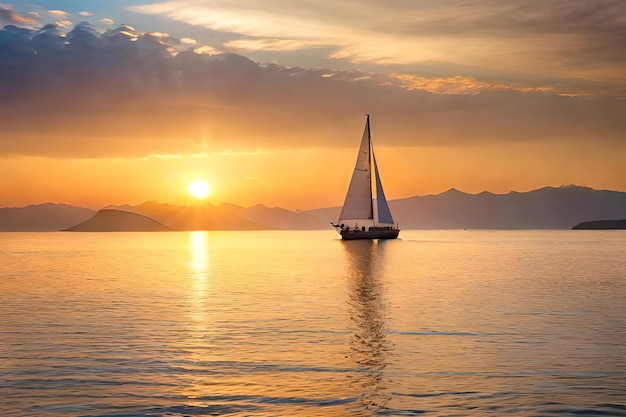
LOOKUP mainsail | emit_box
[338,115,395,227]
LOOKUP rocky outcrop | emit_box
[572,219,626,230]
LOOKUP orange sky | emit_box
[1,1,625,210]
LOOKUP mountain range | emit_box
[1,185,625,232]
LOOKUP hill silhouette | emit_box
[64,209,171,232]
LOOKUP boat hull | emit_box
[340,228,400,240]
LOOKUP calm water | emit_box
[1,230,625,416]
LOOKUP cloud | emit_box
[98,18,115,25]
[387,74,554,96]
[0,21,625,160]
[225,38,326,52]
[130,0,626,95]
[48,9,70,18]
[130,0,345,39]
[193,44,219,55]
[79,11,93,17]
[0,4,38,26]
[180,37,197,45]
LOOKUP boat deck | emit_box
[339,227,400,240]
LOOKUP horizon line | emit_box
[2,184,623,211]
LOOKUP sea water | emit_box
[1,230,625,416]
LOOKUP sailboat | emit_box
[331,115,400,240]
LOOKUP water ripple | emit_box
[2,231,625,417]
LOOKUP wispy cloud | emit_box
[0,4,38,26]
[388,74,554,96]
[225,38,326,53]
[129,0,626,95]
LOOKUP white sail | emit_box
[373,152,395,226]
[338,118,373,222]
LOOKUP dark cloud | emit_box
[488,1,626,69]
[0,21,625,159]
[391,0,626,71]
[390,1,625,39]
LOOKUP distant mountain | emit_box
[219,203,328,230]
[0,203,94,232]
[2,185,626,231]
[64,209,172,232]
[383,185,626,229]
[120,201,270,231]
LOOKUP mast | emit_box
[366,114,375,224]
[370,115,395,227]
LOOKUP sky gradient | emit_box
[1,1,625,210]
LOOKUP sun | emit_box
[188,179,211,199]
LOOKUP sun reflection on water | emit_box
[188,231,210,323]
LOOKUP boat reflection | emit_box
[343,239,393,412]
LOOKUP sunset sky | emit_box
[1,1,625,210]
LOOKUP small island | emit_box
[572,219,626,230]
[63,209,172,232]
